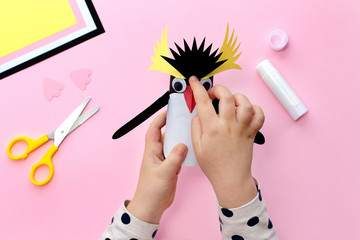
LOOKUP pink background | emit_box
[1,0,360,239]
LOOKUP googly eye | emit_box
[172,78,187,93]
[200,78,213,91]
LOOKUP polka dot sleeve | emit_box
[100,200,159,240]
[218,183,278,240]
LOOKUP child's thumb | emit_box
[161,144,188,178]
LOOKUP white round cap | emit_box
[269,29,288,51]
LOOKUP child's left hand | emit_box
[127,111,188,224]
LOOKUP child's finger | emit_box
[160,144,188,179]
[145,111,167,147]
[176,165,182,175]
[208,85,236,122]
[234,94,253,125]
[161,132,165,143]
[249,105,265,133]
[191,115,202,150]
[189,76,217,129]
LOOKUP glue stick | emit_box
[256,59,308,120]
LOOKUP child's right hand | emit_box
[189,76,265,208]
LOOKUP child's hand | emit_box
[127,111,187,224]
[189,76,265,208]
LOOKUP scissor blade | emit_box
[53,97,91,147]
[68,106,99,134]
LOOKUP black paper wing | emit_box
[112,91,170,139]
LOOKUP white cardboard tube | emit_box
[256,59,308,120]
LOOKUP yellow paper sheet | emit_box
[0,0,77,58]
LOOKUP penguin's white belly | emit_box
[164,94,198,166]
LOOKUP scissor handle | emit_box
[30,145,58,186]
[7,135,49,160]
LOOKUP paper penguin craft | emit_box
[113,24,265,166]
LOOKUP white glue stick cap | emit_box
[269,29,288,51]
[256,59,308,120]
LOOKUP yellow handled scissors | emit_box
[7,97,99,186]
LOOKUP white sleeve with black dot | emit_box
[218,183,278,240]
[100,200,159,240]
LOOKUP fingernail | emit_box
[176,146,187,155]
[189,76,197,82]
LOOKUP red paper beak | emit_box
[183,86,196,113]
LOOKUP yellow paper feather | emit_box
[203,24,242,79]
[148,26,185,79]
